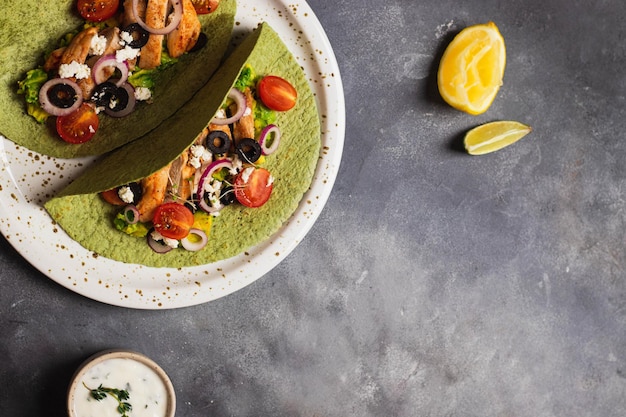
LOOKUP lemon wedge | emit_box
[464,121,532,155]
[437,22,506,115]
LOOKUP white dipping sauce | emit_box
[72,357,169,417]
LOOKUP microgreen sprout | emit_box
[83,382,132,417]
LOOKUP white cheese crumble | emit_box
[134,86,152,101]
[89,35,107,56]
[243,106,252,117]
[203,179,224,213]
[214,108,227,119]
[117,186,134,204]
[151,230,179,248]
[88,124,96,134]
[240,166,255,183]
[116,45,140,63]
[267,174,275,187]
[229,156,243,175]
[119,30,134,46]
[188,145,211,169]
[58,61,91,80]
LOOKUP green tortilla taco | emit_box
[44,22,321,268]
[0,0,236,158]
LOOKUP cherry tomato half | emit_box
[56,103,99,144]
[77,0,120,22]
[152,203,195,240]
[190,0,220,14]
[234,167,274,208]
[257,75,297,111]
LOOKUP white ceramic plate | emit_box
[0,1,344,309]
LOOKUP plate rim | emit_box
[0,0,345,309]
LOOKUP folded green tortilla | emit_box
[0,0,236,158]
[45,22,321,268]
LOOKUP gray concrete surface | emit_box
[3,0,626,416]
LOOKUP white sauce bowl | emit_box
[67,350,176,417]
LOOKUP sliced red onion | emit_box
[210,88,247,125]
[197,158,232,213]
[181,228,208,251]
[104,83,136,118]
[147,231,173,254]
[38,78,83,116]
[132,0,183,35]
[123,205,139,224]
[92,54,129,87]
[258,124,281,155]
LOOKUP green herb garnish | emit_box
[83,382,132,417]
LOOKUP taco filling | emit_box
[106,65,290,253]
[0,0,236,158]
[45,23,321,268]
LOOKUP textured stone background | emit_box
[3,0,626,416]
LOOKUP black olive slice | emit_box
[188,32,208,53]
[90,81,118,107]
[205,130,232,154]
[122,23,150,49]
[219,185,236,206]
[185,194,199,213]
[235,138,262,163]
[48,83,79,109]
[107,85,130,113]
[127,182,143,205]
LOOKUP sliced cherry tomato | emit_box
[56,103,99,144]
[190,0,220,14]
[76,0,120,22]
[152,203,195,240]
[234,167,274,208]
[100,188,125,206]
[257,75,297,111]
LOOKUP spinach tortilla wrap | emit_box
[45,23,321,267]
[0,0,236,158]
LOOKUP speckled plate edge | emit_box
[0,0,345,309]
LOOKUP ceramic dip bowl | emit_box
[67,349,176,417]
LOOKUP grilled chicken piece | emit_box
[167,0,201,57]
[122,0,146,26]
[100,26,123,56]
[137,163,172,222]
[230,88,256,144]
[43,47,66,72]
[167,151,195,202]
[60,27,99,99]
[139,0,169,69]
[60,27,98,65]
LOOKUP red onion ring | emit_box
[181,228,208,251]
[38,78,83,116]
[132,0,183,36]
[210,88,247,125]
[104,83,136,118]
[258,124,281,155]
[123,205,140,224]
[92,54,129,87]
[197,158,232,213]
[147,231,173,254]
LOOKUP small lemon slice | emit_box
[464,121,532,155]
[437,22,506,115]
